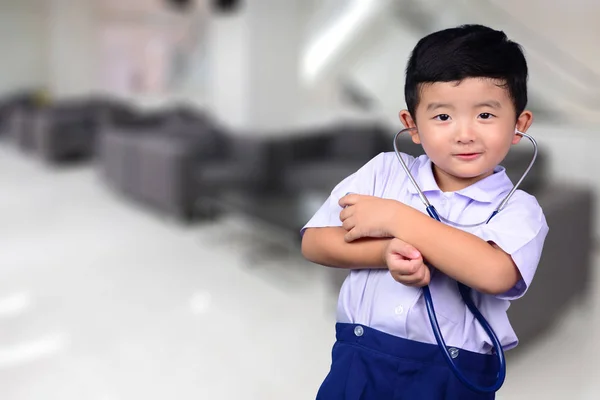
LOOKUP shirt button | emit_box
[395,305,404,315]
[354,325,364,337]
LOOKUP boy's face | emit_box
[399,77,533,192]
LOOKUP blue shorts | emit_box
[316,323,499,400]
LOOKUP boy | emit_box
[301,25,549,399]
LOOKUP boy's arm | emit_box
[390,207,518,294]
[300,152,396,269]
[301,227,390,269]
[388,198,548,296]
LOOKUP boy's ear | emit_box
[513,110,534,144]
[399,110,421,144]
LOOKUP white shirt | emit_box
[302,152,549,354]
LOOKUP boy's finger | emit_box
[344,229,360,243]
[395,264,429,286]
[339,194,355,208]
[390,239,421,259]
[389,259,422,276]
[415,266,431,287]
[393,268,424,285]
[339,207,350,222]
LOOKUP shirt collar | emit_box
[405,155,514,203]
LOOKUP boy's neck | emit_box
[431,164,494,193]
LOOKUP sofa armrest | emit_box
[194,134,278,193]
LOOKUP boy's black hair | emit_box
[405,24,528,120]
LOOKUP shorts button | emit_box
[354,325,364,337]
[449,347,459,359]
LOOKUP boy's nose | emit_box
[455,128,476,143]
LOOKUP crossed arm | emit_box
[301,194,521,295]
[302,227,390,269]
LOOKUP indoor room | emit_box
[0,0,598,399]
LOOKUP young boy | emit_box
[301,25,549,399]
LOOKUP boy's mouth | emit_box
[453,152,482,161]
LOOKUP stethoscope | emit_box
[393,126,538,393]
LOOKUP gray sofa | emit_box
[2,96,137,163]
[0,91,40,143]
[31,103,101,163]
[96,109,174,195]
[133,125,218,221]
[7,104,41,152]
[507,183,594,351]
[96,107,224,220]
[278,123,391,193]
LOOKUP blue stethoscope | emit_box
[393,127,538,393]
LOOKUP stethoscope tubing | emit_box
[392,127,537,393]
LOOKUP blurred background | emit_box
[0,0,598,399]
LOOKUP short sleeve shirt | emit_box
[302,152,549,354]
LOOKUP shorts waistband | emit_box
[335,323,499,375]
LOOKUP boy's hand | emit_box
[338,194,402,242]
[385,238,430,287]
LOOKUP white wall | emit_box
[46,0,98,98]
[488,0,600,76]
[454,0,600,127]
[206,0,312,133]
[0,0,46,95]
[205,9,251,129]
[347,18,421,122]
[43,0,209,107]
[312,0,598,128]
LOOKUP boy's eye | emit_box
[479,113,494,119]
[434,114,450,121]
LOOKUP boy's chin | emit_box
[434,163,495,182]
[449,168,495,181]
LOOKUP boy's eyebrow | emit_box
[426,103,455,111]
[474,101,502,109]
[425,101,503,111]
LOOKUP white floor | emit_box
[1,140,599,400]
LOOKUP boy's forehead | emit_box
[418,78,510,105]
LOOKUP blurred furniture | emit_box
[278,123,391,193]
[96,107,175,195]
[195,121,391,199]
[507,183,594,351]
[97,105,234,220]
[98,102,285,221]
[193,122,394,220]
[31,102,103,163]
[0,91,35,137]
[2,91,43,150]
[132,113,225,221]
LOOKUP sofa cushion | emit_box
[283,161,364,193]
[501,145,546,193]
[330,124,390,160]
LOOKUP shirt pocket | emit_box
[426,271,467,326]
